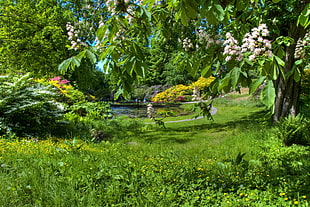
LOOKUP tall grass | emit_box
[0,95,309,206]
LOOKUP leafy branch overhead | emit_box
[59,0,310,120]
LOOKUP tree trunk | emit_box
[273,21,306,122]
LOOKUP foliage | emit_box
[259,136,310,175]
[0,0,73,76]
[189,101,214,121]
[152,84,192,103]
[65,100,112,121]
[301,69,310,114]
[152,76,215,103]
[1,95,309,206]
[46,76,86,104]
[274,114,310,146]
[130,85,170,101]
[0,73,65,137]
[59,0,310,121]
[0,132,309,206]
[60,100,147,141]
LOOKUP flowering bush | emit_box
[190,76,216,91]
[152,76,215,103]
[0,73,65,137]
[37,76,86,105]
[152,84,192,103]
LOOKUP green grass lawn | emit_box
[0,95,309,206]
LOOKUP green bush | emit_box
[0,73,65,137]
[275,114,310,146]
[62,101,144,141]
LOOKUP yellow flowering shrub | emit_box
[152,76,215,103]
[190,76,216,90]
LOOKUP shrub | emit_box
[275,114,310,146]
[151,76,215,103]
[65,101,113,120]
[258,136,310,176]
[131,85,170,101]
[152,84,192,103]
[0,73,65,137]
[37,76,86,105]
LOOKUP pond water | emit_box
[111,106,148,118]
[111,104,183,118]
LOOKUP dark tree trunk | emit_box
[273,20,306,122]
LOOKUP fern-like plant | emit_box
[275,114,310,146]
[0,73,65,137]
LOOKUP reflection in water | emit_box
[111,106,148,118]
[111,105,182,118]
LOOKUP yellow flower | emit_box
[280,193,286,196]
[294,201,299,205]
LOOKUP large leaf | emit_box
[58,56,81,74]
[297,3,310,28]
[231,67,241,89]
[77,49,97,64]
[260,80,276,109]
[249,76,266,94]
[218,73,231,93]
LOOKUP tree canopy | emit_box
[0,0,76,76]
[11,0,310,120]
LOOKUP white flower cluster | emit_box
[224,24,273,62]
[181,37,194,51]
[241,24,273,60]
[66,22,87,50]
[295,31,310,59]
[223,32,243,62]
[196,27,223,49]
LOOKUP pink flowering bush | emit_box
[37,76,86,105]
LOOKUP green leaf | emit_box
[249,76,266,94]
[231,67,240,89]
[180,7,189,26]
[295,59,303,65]
[58,58,71,74]
[201,64,211,77]
[85,50,97,64]
[218,73,231,93]
[260,80,275,109]
[294,67,301,82]
[274,55,285,67]
[213,4,225,21]
[297,3,310,28]
[58,56,81,74]
[272,0,281,3]
[76,49,97,64]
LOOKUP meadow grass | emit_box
[0,95,309,206]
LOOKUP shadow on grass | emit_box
[142,109,271,144]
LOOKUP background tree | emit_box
[0,0,73,76]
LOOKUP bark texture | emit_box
[273,12,307,122]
